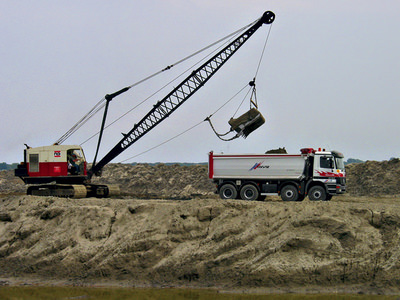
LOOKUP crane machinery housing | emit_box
[14,11,276,198]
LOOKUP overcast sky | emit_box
[2,0,400,164]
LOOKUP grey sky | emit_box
[1,0,399,164]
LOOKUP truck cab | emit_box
[310,149,346,198]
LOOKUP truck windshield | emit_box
[335,157,345,169]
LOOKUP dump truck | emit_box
[208,148,346,201]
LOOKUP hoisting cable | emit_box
[80,22,253,146]
[249,79,258,108]
[120,83,251,162]
[55,98,106,145]
[125,19,258,90]
[205,23,273,142]
[254,22,273,80]
[204,80,261,142]
[86,16,273,162]
[80,43,233,146]
[54,20,256,145]
[205,84,253,141]
[119,120,204,163]
[79,74,187,146]
[118,26,275,164]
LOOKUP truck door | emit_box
[314,155,336,178]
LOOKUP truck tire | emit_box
[240,184,259,201]
[281,185,299,201]
[308,186,326,201]
[219,184,238,200]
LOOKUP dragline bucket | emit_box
[228,108,265,138]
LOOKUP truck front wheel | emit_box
[240,184,259,201]
[219,184,238,200]
[281,185,299,201]
[308,186,327,201]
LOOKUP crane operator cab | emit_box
[67,149,85,175]
[15,144,88,185]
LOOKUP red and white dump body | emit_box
[208,148,346,201]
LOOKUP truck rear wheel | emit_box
[281,185,299,201]
[219,184,237,200]
[308,186,326,201]
[240,184,259,201]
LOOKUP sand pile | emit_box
[1,195,400,293]
[345,158,400,196]
[92,163,215,199]
[1,160,400,293]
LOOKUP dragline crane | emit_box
[14,11,275,198]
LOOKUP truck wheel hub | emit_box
[244,190,254,198]
[285,190,294,197]
[313,191,321,198]
[223,190,233,198]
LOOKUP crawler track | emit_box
[27,183,120,198]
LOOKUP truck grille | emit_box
[336,177,346,185]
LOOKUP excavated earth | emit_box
[1,160,400,294]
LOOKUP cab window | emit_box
[29,154,39,172]
[320,156,334,169]
[67,149,84,175]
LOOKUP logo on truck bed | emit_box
[249,162,270,171]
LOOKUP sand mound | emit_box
[346,159,400,196]
[1,161,400,293]
[1,195,400,293]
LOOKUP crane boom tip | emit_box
[261,11,275,24]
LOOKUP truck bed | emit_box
[209,152,307,180]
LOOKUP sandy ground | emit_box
[1,194,400,295]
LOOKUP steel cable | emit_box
[55,20,256,145]
[116,22,274,162]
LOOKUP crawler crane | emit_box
[14,11,275,198]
